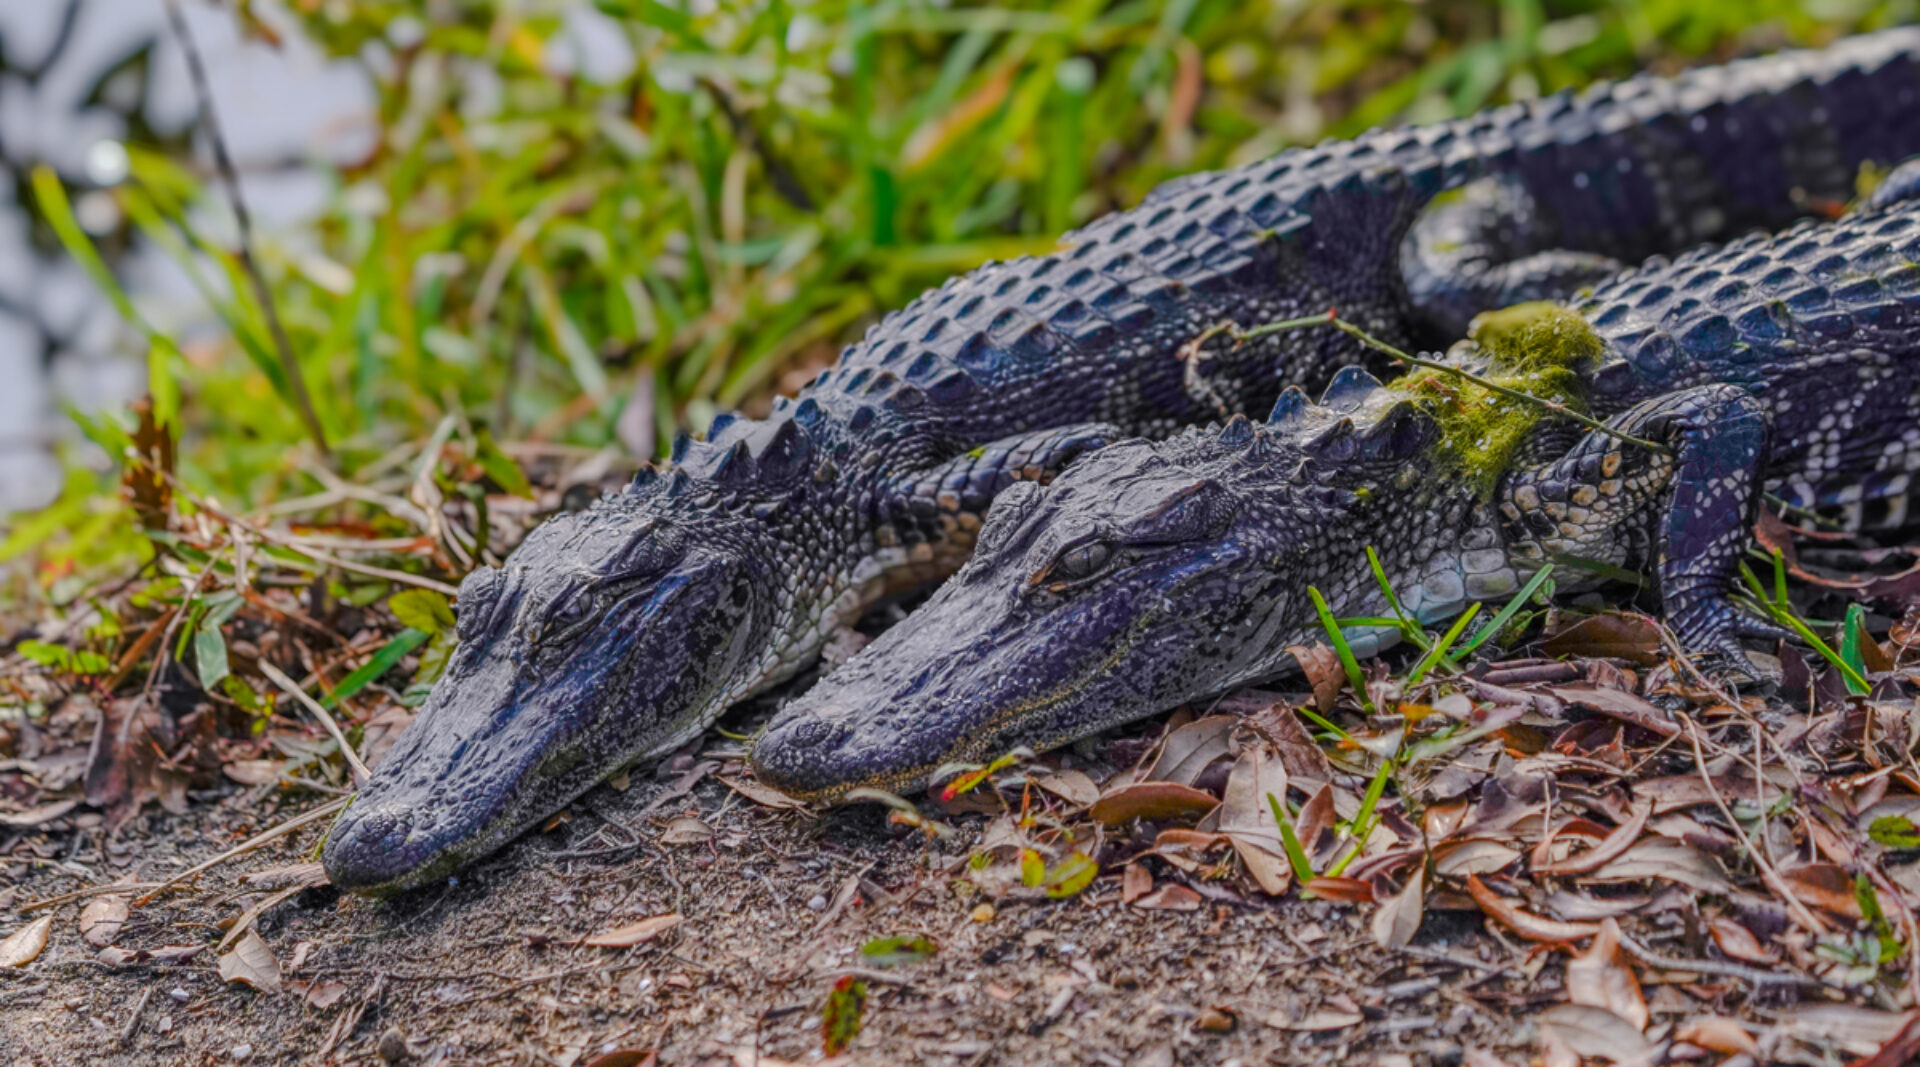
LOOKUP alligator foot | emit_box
[1865,156,1920,212]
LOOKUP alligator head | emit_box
[752,372,1505,800]
[322,419,818,894]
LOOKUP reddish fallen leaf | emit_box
[1780,864,1866,919]
[1674,1016,1759,1057]
[1466,875,1600,943]
[1548,687,1677,737]
[1539,613,1664,665]
[1577,839,1732,894]
[1132,884,1203,911]
[581,913,683,948]
[290,978,350,1010]
[1089,781,1220,826]
[821,975,867,1056]
[1706,917,1778,964]
[1148,829,1228,873]
[1302,877,1373,903]
[1285,643,1346,712]
[1371,867,1424,950]
[1122,864,1152,904]
[1294,784,1337,861]
[0,916,52,967]
[79,894,129,948]
[1566,919,1647,1032]
[1535,800,1652,877]
[1433,839,1521,878]
[218,928,282,994]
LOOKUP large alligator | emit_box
[751,191,1920,800]
[325,30,1920,893]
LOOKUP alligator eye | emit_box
[543,592,598,644]
[1050,540,1113,583]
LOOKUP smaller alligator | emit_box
[324,30,1920,893]
[752,188,1920,800]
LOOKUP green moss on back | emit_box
[1389,301,1605,497]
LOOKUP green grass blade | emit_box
[1366,545,1429,649]
[1323,756,1394,879]
[1405,603,1481,687]
[1454,564,1555,660]
[1309,585,1373,713]
[1269,792,1315,885]
[320,629,431,709]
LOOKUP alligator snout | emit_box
[751,713,861,799]
[323,796,457,894]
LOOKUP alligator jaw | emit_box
[323,523,770,895]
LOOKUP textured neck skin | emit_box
[752,197,1920,801]
[325,30,1920,894]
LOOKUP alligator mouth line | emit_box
[763,618,1148,804]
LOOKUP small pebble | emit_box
[971,903,995,923]
[806,895,828,912]
[167,988,190,1004]
[378,1027,411,1062]
[230,1045,252,1061]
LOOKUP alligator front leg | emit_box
[1501,384,1787,666]
[888,423,1122,522]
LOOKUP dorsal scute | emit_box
[1320,365,1385,411]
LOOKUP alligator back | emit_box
[780,28,1920,468]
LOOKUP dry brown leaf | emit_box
[221,759,283,787]
[1121,864,1152,904]
[79,894,129,948]
[659,816,713,846]
[1548,687,1676,737]
[1148,829,1228,873]
[1577,839,1732,894]
[583,1051,658,1067]
[1285,643,1345,712]
[1143,717,1235,785]
[1673,1016,1758,1057]
[1433,839,1521,878]
[1294,784,1337,860]
[719,775,810,811]
[1033,769,1100,809]
[218,928,282,994]
[581,913,683,948]
[1089,782,1220,827]
[1466,875,1599,943]
[1132,884,1203,911]
[1214,748,1292,895]
[1535,800,1652,877]
[290,978,350,1010]
[1566,919,1647,1032]
[0,916,52,967]
[1706,916,1778,964]
[1780,1005,1920,1057]
[1536,1004,1652,1062]
[0,799,80,828]
[1245,698,1335,782]
[1779,863,1866,919]
[1371,867,1425,950]
[1538,613,1664,665]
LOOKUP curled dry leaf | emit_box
[1089,782,1220,827]
[1536,1004,1652,1062]
[0,799,80,828]
[1143,717,1235,786]
[1215,747,1292,896]
[581,913,683,948]
[1264,1005,1364,1032]
[1033,769,1101,809]
[1565,919,1647,1032]
[1779,863,1866,919]
[1132,884,1203,912]
[1535,800,1652,877]
[719,775,810,811]
[1432,839,1522,878]
[582,1051,658,1067]
[1466,875,1600,944]
[1285,643,1345,713]
[291,978,350,1010]
[1122,864,1152,904]
[218,928,282,994]
[1577,839,1732,895]
[1371,867,1425,950]
[1706,916,1778,964]
[1673,1016,1759,1057]
[79,894,129,948]
[1538,613,1664,666]
[1149,829,1228,873]
[0,916,52,967]
[659,816,713,846]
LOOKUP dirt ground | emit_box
[5,660,1919,1067]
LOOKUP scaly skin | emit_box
[752,197,1920,800]
[326,30,1920,893]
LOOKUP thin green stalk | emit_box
[1323,756,1394,879]
[1404,602,1480,687]
[1309,585,1374,713]
[1269,792,1316,885]
[1366,545,1430,650]
[1738,561,1869,694]
[1453,564,1555,660]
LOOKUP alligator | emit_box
[324,30,1920,893]
[751,189,1920,800]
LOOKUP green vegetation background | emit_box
[8,0,1915,611]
